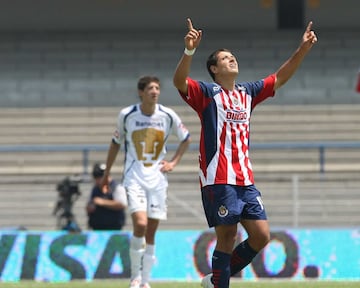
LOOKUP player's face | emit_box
[214,51,238,77]
[139,81,160,104]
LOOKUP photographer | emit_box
[86,163,127,230]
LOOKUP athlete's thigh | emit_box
[240,185,267,220]
[201,184,244,227]
[127,182,147,214]
[147,186,167,220]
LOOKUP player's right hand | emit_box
[184,18,202,50]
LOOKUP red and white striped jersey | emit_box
[179,74,276,187]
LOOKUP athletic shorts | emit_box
[201,184,267,227]
[126,180,168,220]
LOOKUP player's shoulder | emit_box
[236,79,265,94]
[157,104,175,114]
[197,80,222,97]
[236,74,275,92]
[119,104,139,117]
[157,104,182,119]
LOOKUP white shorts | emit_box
[126,181,168,220]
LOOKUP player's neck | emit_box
[140,103,156,116]
[215,77,236,91]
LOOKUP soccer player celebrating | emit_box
[173,18,317,288]
[101,76,191,288]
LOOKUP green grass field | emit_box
[0,280,359,288]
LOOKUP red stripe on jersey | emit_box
[231,122,244,184]
[215,121,228,183]
[241,90,248,109]
[220,90,228,110]
[239,122,253,184]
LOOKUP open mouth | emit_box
[229,63,237,70]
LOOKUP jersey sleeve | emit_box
[246,74,276,109]
[178,77,213,113]
[170,109,190,142]
[112,110,125,144]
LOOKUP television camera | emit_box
[53,175,82,232]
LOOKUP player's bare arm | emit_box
[101,140,120,193]
[160,137,191,172]
[274,21,318,90]
[173,18,202,94]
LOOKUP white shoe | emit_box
[201,273,214,288]
[140,283,151,288]
[129,277,141,288]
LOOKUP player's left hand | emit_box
[302,21,317,50]
[160,160,175,173]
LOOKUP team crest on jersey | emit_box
[232,96,239,106]
[218,205,229,217]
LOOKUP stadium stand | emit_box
[0,26,359,231]
[1,104,360,231]
[0,29,359,108]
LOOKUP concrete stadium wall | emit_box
[0,0,359,107]
[0,0,359,31]
[0,29,358,108]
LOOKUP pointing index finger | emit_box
[187,18,193,31]
[306,21,313,32]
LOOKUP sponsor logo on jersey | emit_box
[136,121,164,128]
[225,109,248,123]
[218,205,229,217]
[213,85,221,92]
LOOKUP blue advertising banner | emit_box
[0,229,359,281]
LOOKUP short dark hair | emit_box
[137,76,160,91]
[206,48,232,81]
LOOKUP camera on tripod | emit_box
[53,175,82,232]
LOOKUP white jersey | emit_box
[113,103,190,189]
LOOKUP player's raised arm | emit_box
[274,21,318,90]
[173,18,202,94]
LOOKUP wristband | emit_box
[184,47,196,56]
